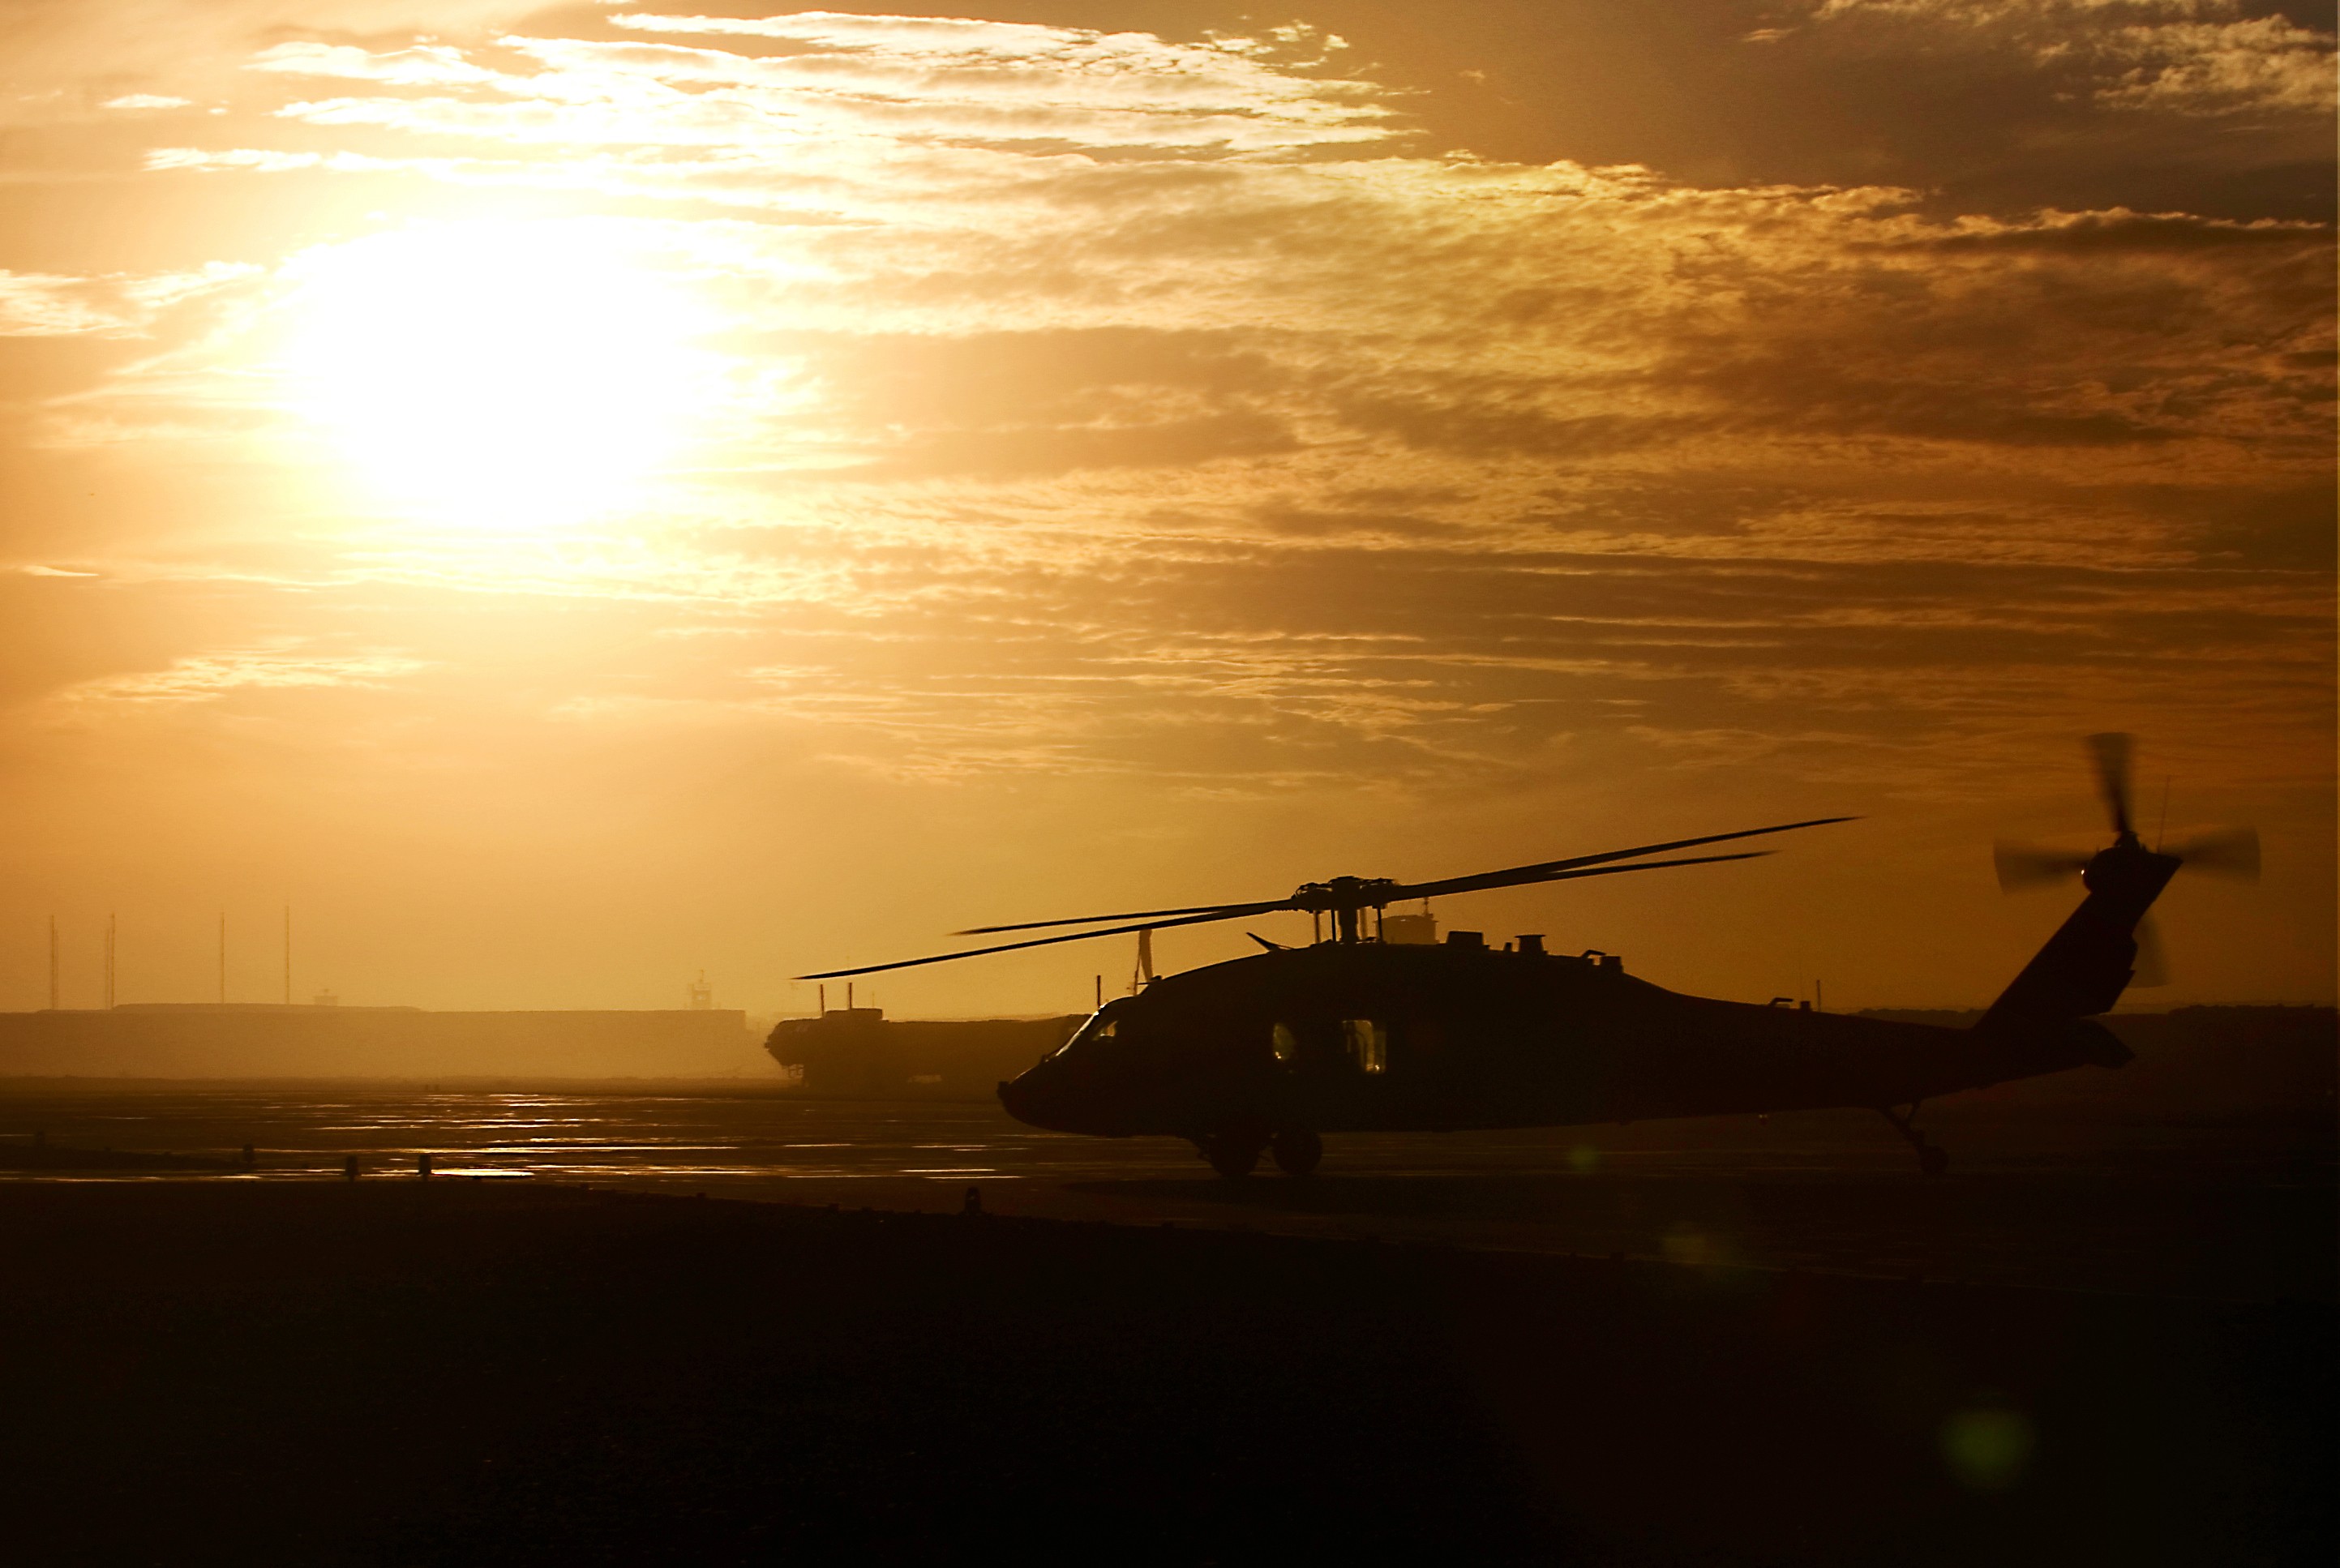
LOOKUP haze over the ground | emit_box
[2,1,2332,1017]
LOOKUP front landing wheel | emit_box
[1203,1132,1265,1179]
[1877,1103,1951,1178]
[1271,1129,1322,1176]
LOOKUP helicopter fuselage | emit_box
[996,940,2129,1142]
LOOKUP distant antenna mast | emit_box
[48,915,58,1009]
[688,970,713,1009]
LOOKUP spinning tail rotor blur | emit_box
[1991,733,2259,987]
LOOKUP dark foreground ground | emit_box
[2,1181,2330,1566]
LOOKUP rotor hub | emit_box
[1288,876,1400,915]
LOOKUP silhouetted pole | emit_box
[1094,974,1102,1009]
[283,906,291,1005]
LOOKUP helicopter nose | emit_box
[996,1065,1059,1129]
[998,1060,1105,1133]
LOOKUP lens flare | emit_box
[283,221,717,531]
[1940,1406,2036,1491]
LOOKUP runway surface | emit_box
[2,1082,2329,1302]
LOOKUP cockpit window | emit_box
[1056,1003,1125,1056]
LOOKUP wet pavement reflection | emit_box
[0,1082,2328,1302]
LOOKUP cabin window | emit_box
[1342,1018,1387,1075]
[1271,1022,1298,1065]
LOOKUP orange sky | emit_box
[2,1,2332,1017]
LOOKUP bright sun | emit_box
[284,221,718,530]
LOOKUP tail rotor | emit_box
[2085,731,2136,840]
[1990,733,2259,990]
[1993,843,2089,893]
[2163,825,2260,881]
[2130,913,2169,989]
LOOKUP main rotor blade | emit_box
[957,900,1279,936]
[954,814,1853,934]
[2169,825,2260,880]
[798,901,1290,980]
[1384,816,1850,903]
[1994,841,2089,893]
[805,851,1775,979]
[2087,732,2134,838]
[1481,850,1772,891]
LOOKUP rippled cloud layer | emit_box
[0,2,2329,1009]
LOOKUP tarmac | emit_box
[0,1085,2334,1562]
[1,1082,2330,1301]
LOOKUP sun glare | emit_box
[284,221,718,531]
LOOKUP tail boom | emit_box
[1980,838,2180,1031]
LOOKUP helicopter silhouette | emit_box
[804,735,2255,1177]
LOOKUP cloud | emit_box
[249,40,512,88]
[1805,0,2337,117]
[245,16,1395,156]
[0,272,139,336]
[0,1,545,133]
[62,647,426,704]
[0,263,255,336]
[11,6,2334,808]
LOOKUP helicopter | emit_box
[803,735,2256,1177]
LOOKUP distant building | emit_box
[0,1003,756,1079]
[766,1007,1080,1100]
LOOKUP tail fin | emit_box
[1980,837,2180,1029]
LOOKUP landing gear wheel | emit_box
[1271,1129,1322,1176]
[1878,1103,1951,1177]
[1203,1133,1264,1179]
